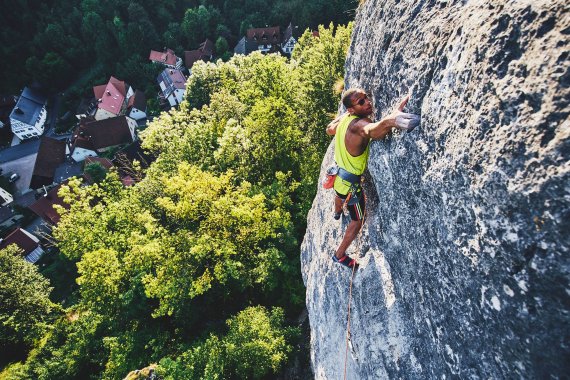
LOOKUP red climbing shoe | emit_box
[332,254,357,269]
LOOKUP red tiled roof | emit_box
[149,48,178,66]
[30,137,66,189]
[85,156,113,169]
[199,39,214,56]
[83,157,113,184]
[162,69,186,90]
[184,50,207,69]
[72,135,95,151]
[95,76,128,116]
[184,39,215,68]
[28,183,69,225]
[93,84,106,100]
[72,116,134,152]
[246,26,281,41]
[0,228,39,255]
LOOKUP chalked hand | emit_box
[395,112,420,131]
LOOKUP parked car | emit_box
[8,172,19,182]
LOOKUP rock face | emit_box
[301,1,569,378]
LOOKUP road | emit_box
[0,139,40,164]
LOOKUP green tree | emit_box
[26,52,72,90]
[84,162,108,183]
[158,306,298,380]
[0,246,57,361]
[126,3,160,57]
[293,22,353,152]
[215,36,229,56]
[9,311,107,380]
[143,163,295,318]
[181,6,210,47]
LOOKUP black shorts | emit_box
[335,190,366,222]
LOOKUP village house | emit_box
[0,206,20,235]
[149,48,184,70]
[233,23,299,56]
[30,137,67,190]
[127,90,147,121]
[92,76,134,121]
[69,116,137,162]
[184,39,214,72]
[0,187,13,206]
[157,69,187,108]
[28,182,69,226]
[281,23,298,55]
[0,228,45,263]
[9,87,48,140]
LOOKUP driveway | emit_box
[0,139,40,164]
[0,153,37,195]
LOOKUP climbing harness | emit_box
[324,164,364,211]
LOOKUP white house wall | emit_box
[10,106,46,140]
[0,187,13,206]
[126,117,137,139]
[167,94,177,107]
[175,89,185,105]
[129,108,147,121]
[95,108,118,121]
[25,247,45,263]
[72,147,98,162]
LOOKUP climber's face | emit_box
[349,92,373,117]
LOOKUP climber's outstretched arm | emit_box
[355,96,420,140]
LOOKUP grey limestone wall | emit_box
[301,0,569,378]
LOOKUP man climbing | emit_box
[326,88,420,269]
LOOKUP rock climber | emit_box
[326,88,420,269]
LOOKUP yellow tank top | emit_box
[333,114,370,195]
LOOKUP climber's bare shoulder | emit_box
[346,117,373,155]
[348,117,374,139]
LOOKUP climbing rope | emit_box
[343,261,357,380]
[343,205,366,380]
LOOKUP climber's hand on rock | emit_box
[395,112,421,131]
[384,96,420,131]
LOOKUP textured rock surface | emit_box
[301,1,569,378]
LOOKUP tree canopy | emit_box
[0,246,58,365]
[1,22,353,379]
[0,0,358,94]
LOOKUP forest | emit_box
[0,17,354,379]
[1,0,357,117]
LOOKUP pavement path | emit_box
[0,139,40,164]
